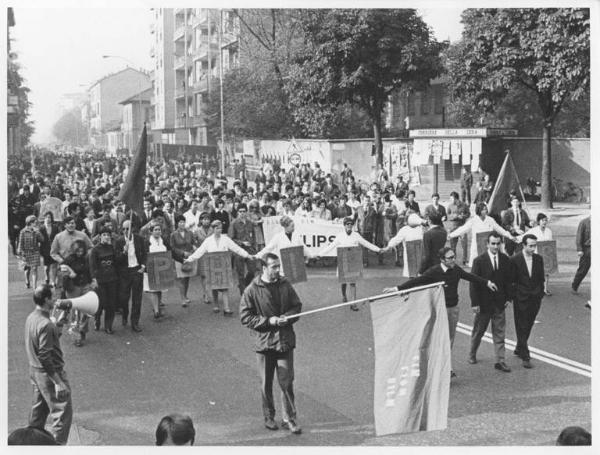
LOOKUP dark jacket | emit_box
[419,225,448,274]
[114,234,147,271]
[575,216,591,251]
[89,242,118,284]
[240,276,302,353]
[509,252,545,303]
[397,263,487,308]
[469,252,512,312]
[501,208,531,235]
[39,223,60,259]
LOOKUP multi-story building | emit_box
[150,8,240,148]
[88,67,151,148]
[150,7,176,145]
[384,77,448,133]
[119,88,153,152]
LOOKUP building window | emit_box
[407,93,416,116]
[434,85,444,115]
[421,92,430,115]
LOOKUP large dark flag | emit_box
[118,125,147,215]
[487,152,527,219]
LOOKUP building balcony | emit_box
[175,86,188,98]
[192,77,208,93]
[175,117,188,128]
[189,115,206,127]
[174,24,191,41]
[174,55,186,69]
[193,41,219,60]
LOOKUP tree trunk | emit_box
[540,122,553,209]
[373,109,383,167]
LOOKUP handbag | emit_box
[180,261,194,273]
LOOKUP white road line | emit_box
[456,322,591,378]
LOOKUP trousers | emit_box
[256,350,296,422]
[119,268,143,325]
[513,298,541,361]
[29,368,73,445]
[572,248,591,291]
[446,306,460,349]
[95,281,117,330]
[470,307,506,362]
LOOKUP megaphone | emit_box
[60,291,99,317]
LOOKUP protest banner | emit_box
[405,239,423,277]
[38,196,64,221]
[537,240,558,274]
[204,251,233,290]
[262,216,345,257]
[370,283,450,435]
[280,246,307,283]
[337,246,363,283]
[476,231,493,256]
[146,251,175,291]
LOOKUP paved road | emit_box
[7,211,590,446]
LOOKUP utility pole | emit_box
[218,9,225,174]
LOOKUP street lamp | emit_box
[102,54,146,155]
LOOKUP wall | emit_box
[502,138,590,198]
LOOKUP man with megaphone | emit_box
[24,284,74,445]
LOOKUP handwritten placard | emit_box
[280,246,307,284]
[405,239,423,277]
[146,251,175,291]
[337,246,363,283]
[204,251,233,290]
[476,231,493,257]
[39,197,64,221]
[537,240,558,274]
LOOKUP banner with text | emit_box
[262,216,345,257]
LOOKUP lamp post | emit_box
[101,54,146,154]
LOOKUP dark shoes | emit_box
[350,304,359,311]
[494,362,511,372]
[105,328,114,335]
[522,359,533,369]
[131,324,142,333]
[94,321,101,331]
[450,370,457,378]
[223,310,234,316]
[264,418,278,431]
[468,355,477,364]
[282,419,302,434]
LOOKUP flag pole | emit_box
[284,281,445,320]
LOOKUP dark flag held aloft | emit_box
[117,125,147,215]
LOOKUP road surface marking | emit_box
[456,322,591,378]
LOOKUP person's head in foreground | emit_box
[8,426,58,445]
[155,414,195,446]
[556,426,591,445]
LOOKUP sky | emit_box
[11,7,463,144]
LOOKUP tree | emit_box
[7,57,34,149]
[286,9,445,165]
[52,108,87,147]
[447,8,589,208]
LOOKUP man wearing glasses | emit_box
[384,247,498,378]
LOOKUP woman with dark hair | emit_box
[174,198,188,219]
[311,199,332,220]
[17,215,43,289]
[294,197,312,218]
[155,414,195,446]
[60,239,93,346]
[89,227,119,334]
[39,211,59,287]
[528,212,554,295]
[170,214,198,307]
[144,222,171,319]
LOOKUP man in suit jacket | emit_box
[501,195,531,255]
[469,232,513,372]
[115,220,147,332]
[423,193,447,223]
[509,234,545,368]
[419,214,447,274]
[385,246,498,378]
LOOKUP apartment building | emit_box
[150,7,176,145]
[88,67,151,148]
[150,8,240,148]
[119,88,153,152]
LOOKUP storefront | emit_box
[408,128,518,199]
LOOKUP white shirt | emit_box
[127,237,139,267]
[527,225,553,255]
[187,234,249,262]
[387,225,424,277]
[183,209,201,229]
[257,230,310,259]
[487,251,499,270]
[523,252,533,277]
[318,231,379,256]
[448,215,512,267]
